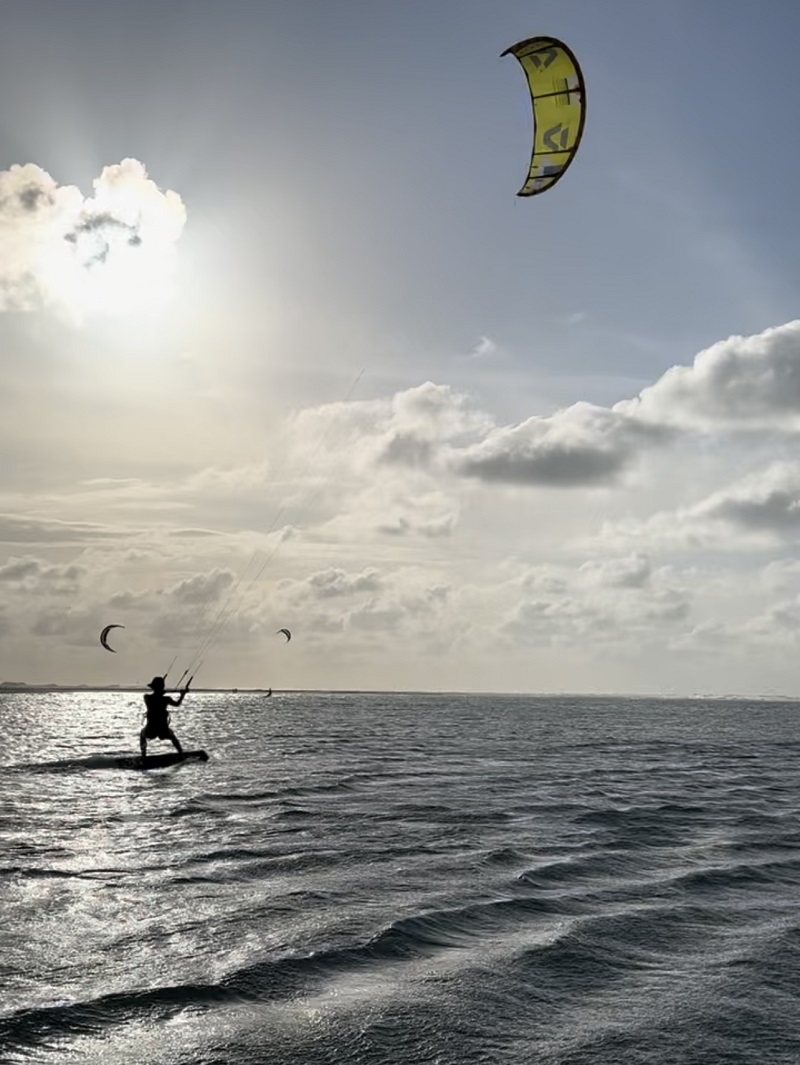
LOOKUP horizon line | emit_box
[0,683,798,701]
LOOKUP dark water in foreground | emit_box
[3,691,800,1064]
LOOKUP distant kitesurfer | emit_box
[140,676,189,761]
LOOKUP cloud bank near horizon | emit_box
[3,318,800,692]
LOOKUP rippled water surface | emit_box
[3,691,800,1064]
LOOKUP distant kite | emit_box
[502,35,586,197]
[100,624,125,653]
[277,628,292,642]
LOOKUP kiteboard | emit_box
[121,749,209,771]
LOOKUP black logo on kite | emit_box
[530,48,558,70]
[100,624,125,653]
[542,124,571,151]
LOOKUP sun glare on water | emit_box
[0,158,187,321]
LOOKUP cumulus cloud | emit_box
[304,567,383,598]
[375,382,494,472]
[364,322,800,492]
[270,565,454,648]
[287,381,491,478]
[169,325,800,551]
[448,322,800,489]
[379,433,435,468]
[701,462,800,534]
[108,590,149,611]
[501,567,690,648]
[455,402,664,487]
[0,555,84,592]
[166,568,235,605]
[618,320,800,431]
[579,554,652,589]
[347,599,405,633]
[592,462,800,554]
[0,158,186,318]
[283,375,664,497]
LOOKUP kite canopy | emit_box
[502,35,586,197]
[277,628,292,642]
[100,623,125,653]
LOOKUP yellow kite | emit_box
[502,36,586,197]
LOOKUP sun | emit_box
[52,160,187,319]
[1,159,187,321]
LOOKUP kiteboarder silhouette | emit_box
[140,676,190,761]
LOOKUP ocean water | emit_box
[3,691,800,1065]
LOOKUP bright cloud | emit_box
[617,320,800,431]
[5,318,800,692]
[0,159,186,319]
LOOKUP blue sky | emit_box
[7,0,796,388]
[2,1,800,693]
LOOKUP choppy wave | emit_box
[3,692,800,1064]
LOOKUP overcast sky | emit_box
[2,0,800,695]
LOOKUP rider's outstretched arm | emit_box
[170,682,191,707]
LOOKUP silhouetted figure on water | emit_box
[140,676,189,760]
